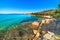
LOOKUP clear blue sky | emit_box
[0,0,60,13]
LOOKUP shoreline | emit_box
[0,15,60,40]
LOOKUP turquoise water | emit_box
[0,14,60,35]
[0,14,38,31]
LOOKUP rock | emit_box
[30,21,40,30]
[41,18,56,32]
[43,31,55,40]
[3,18,58,40]
[43,15,53,19]
[32,21,39,27]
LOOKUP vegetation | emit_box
[51,4,60,18]
[30,4,60,19]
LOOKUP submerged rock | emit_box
[3,22,32,40]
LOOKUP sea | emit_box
[0,14,38,31]
[0,14,60,35]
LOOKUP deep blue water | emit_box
[0,14,38,31]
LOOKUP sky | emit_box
[0,0,60,13]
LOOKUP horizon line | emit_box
[0,8,56,14]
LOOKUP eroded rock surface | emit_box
[2,19,60,40]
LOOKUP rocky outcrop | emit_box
[2,18,60,40]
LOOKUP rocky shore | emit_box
[1,18,59,40]
[0,16,60,40]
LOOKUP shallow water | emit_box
[0,14,38,31]
[0,14,60,35]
